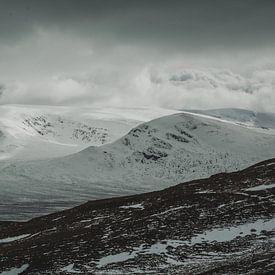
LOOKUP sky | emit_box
[0,0,275,111]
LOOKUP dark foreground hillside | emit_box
[0,159,275,274]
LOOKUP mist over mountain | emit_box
[1,66,275,112]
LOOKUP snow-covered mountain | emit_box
[1,110,275,220]
[0,104,178,160]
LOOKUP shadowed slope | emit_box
[0,158,275,274]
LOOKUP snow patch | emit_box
[189,218,275,244]
[0,234,31,244]
[151,205,192,217]
[0,264,29,275]
[95,251,138,268]
[94,239,186,268]
[119,203,144,210]
[60,264,81,273]
[245,183,275,191]
[80,219,92,223]
[94,218,275,268]
[196,190,215,194]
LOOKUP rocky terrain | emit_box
[0,158,275,274]
[22,115,109,144]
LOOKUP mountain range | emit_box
[0,106,275,221]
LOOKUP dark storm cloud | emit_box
[0,0,275,110]
[1,0,275,50]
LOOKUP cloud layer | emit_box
[1,64,275,112]
[0,0,275,111]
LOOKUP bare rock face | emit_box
[1,158,275,274]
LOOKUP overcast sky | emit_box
[0,0,275,111]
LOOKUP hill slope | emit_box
[0,104,178,160]
[1,111,275,220]
[0,159,275,274]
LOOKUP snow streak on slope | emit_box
[0,104,178,160]
[0,111,275,220]
[186,108,275,130]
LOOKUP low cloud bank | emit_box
[1,66,275,113]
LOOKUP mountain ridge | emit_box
[0,104,178,160]
[1,110,275,220]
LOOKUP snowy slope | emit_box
[185,108,275,129]
[0,104,178,160]
[1,111,275,220]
